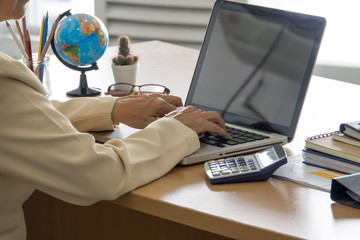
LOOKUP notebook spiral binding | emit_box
[306,131,340,140]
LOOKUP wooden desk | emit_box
[23,41,360,240]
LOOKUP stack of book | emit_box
[303,120,360,174]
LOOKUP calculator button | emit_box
[237,162,246,166]
[212,171,221,177]
[231,168,240,173]
[221,170,231,175]
[228,161,236,167]
[236,158,246,166]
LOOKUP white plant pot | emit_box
[111,62,138,85]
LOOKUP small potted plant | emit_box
[111,34,139,84]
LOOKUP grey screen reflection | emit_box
[192,9,318,127]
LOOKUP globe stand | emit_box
[66,70,100,97]
[51,9,101,97]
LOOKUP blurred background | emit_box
[1,0,359,84]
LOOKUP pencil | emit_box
[38,16,45,59]
[5,21,28,59]
[37,16,45,80]
[21,17,27,47]
[39,12,49,82]
[26,30,34,71]
[22,17,33,71]
[42,12,48,50]
[35,14,60,74]
[15,20,24,46]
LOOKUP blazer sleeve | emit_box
[0,75,200,206]
[51,97,117,132]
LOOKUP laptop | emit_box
[178,0,326,165]
[91,0,326,165]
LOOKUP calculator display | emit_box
[204,144,287,184]
[257,147,279,168]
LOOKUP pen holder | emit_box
[22,53,52,97]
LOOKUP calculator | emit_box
[204,144,287,184]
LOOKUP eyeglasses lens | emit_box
[108,84,167,96]
[140,85,166,94]
[109,84,134,96]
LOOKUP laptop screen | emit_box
[185,0,326,141]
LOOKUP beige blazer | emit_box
[0,52,200,240]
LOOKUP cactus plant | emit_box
[112,35,139,65]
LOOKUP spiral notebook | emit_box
[332,132,360,148]
[304,132,360,165]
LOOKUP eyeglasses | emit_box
[105,83,170,97]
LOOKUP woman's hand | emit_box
[165,106,231,139]
[112,95,230,139]
[111,93,183,129]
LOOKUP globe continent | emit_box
[54,14,108,67]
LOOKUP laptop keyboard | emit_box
[199,126,270,148]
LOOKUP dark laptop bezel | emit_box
[185,0,326,143]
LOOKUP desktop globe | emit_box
[51,10,109,96]
[54,13,108,67]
